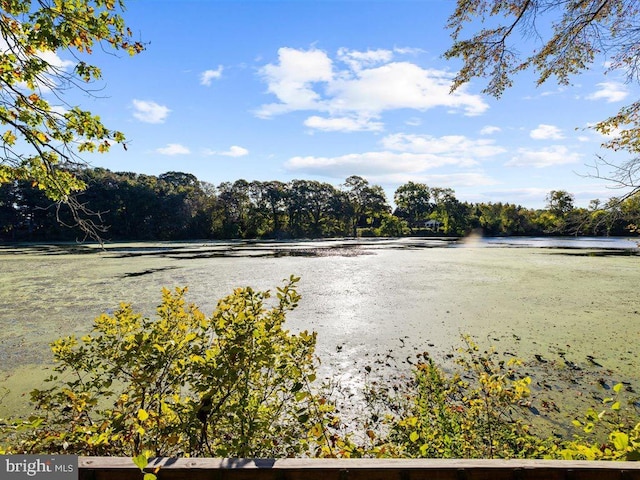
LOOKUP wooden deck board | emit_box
[77,457,640,480]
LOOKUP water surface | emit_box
[1,237,639,424]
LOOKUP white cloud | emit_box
[132,100,170,124]
[586,81,628,103]
[49,105,69,116]
[540,87,566,97]
[368,172,498,187]
[285,151,473,177]
[506,146,582,168]
[337,47,394,71]
[0,34,75,92]
[257,47,334,117]
[256,47,489,127]
[200,66,224,86]
[221,145,249,157]
[393,47,425,56]
[326,61,488,117]
[156,143,190,155]
[304,115,383,132]
[37,49,75,72]
[530,124,564,140]
[381,133,505,157]
[285,133,504,178]
[480,125,501,135]
[204,145,249,157]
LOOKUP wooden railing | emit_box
[78,457,640,480]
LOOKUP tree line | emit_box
[1,168,639,242]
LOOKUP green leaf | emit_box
[613,383,624,394]
[611,432,629,451]
[132,454,148,470]
[409,431,419,443]
[143,474,157,480]
[611,401,621,411]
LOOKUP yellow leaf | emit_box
[2,130,16,145]
[137,409,149,421]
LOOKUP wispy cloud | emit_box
[530,124,564,140]
[156,143,190,155]
[221,146,249,157]
[586,81,628,103]
[132,100,170,124]
[200,65,224,86]
[506,145,581,168]
[304,115,383,132]
[480,125,501,135]
[286,152,470,178]
[285,133,504,178]
[336,47,394,71]
[381,133,505,157]
[204,145,249,157]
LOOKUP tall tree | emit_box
[0,1,143,239]
[343,175,389,237]
[546,190,575,216]
[393,181,432,233]
[249,180,287,237]
[445,1,640,200]
[430,187,468,235]
[217,180,252,238]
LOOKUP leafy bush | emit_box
[546,382,640,460]
[382,337,543,458]
[4,276,332,457]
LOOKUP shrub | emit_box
[6,276,331,457]
[382,337,544,458]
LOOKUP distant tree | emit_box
[0,1,143,239]
[445,1,640,200]
[343,176,390,236]
[377,213,408,237]
[249,180,287,237]
[430,187,468,235]
[156,172,208,239]
[393,181,431,233]
[286,179,337,237]
[591,192,640,235]
[546,190,575,216]
[217,180,252,238]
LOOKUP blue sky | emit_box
[63,0,639,208]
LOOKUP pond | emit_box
[1,237,639,430]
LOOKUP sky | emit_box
[55,0,640,209]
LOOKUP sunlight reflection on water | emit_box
[0,237,639,418]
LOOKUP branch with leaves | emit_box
[445,0,640,197]
[0,0,143,240]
